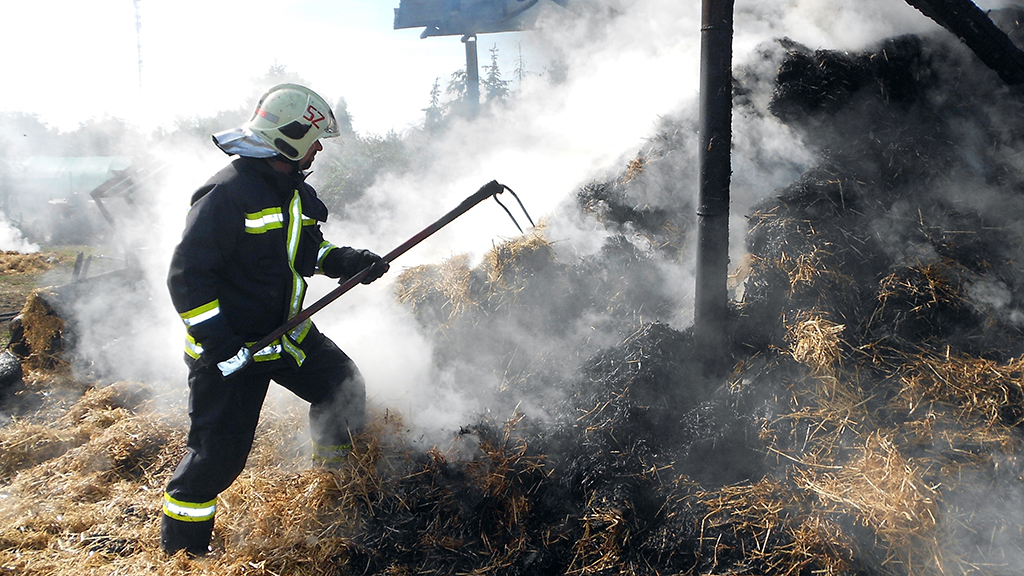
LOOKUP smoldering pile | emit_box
[373,9,1024,574]
[5,9,1024,576]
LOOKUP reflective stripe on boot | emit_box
[311,440,352,468]
[163,492,216,522]
[161,493,215,556]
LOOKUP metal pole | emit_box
[464,33,480,116]
[694,0,734,365]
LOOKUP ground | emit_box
[0,247,125,311]
[0,248,127,353]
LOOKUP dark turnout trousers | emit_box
[160,335,365,555]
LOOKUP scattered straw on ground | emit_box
[0,251,62,276]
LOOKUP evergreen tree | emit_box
[514,42,528,87]
[482,44,509,105]
[255,62,306,87]
[169,108,248,147]
[446,67,475,117]
[424,78,444,131]
[446,68,468,105]
[249,63,308,107]
[0,113,60,158]
[314,130,409,215]
[333,97,355,135]
[65,117,147,157]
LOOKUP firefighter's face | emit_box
[298,140,323,171]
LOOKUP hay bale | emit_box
[343,412,573,575]
[482,231,555,297]
[395,233,557,328]
[12,289,67,372]
[394,254,477,327]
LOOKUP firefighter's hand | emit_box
[355,250,389,285]
[217,346,252,378]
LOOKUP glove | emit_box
[216,346,252,378]
[354,250,389,285]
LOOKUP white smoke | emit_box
[13,0,1021,569]
[61,142,225,390]
[0,213,39,253]
[85,0,987,440]
[302,0,939,439]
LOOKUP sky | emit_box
[0,0,534,135]
[3,0,1005,137]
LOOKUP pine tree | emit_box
[446,67,475,118]
[514,42,528,87]
[423,78,444,130]
[334,97,355,135]
[482,44,509,105]
[446,69,468,104]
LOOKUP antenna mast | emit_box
[134,0,143,88]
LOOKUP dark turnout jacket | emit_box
[167,157,366,369]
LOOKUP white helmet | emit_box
[213,83,340,160]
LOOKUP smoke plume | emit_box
[0,214,38,253]
[305,0,940,438]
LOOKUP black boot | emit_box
[160,513,214,556]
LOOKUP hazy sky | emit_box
[1,0,530,135]
[5,0,1020,138]
[5,0,1012,137]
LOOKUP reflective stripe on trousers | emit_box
[163,492,217,523]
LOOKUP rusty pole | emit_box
[694,0,734,366]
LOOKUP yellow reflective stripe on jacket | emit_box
[184,333,204,359]
[316,241,338,274]
[181,334,300,364]
[289,318,312,344]
[283,190,309,366]
[285,191,306,317]
[163,493,217,523]
[180,300,220,327]
[250,340,282,362]
[246,208,316,234]
[244,208,285,234]
[281,336,306,365]
[184,335,290,363]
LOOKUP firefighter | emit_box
[161,84,389,556]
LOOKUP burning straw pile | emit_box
[6,10,1024,576]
